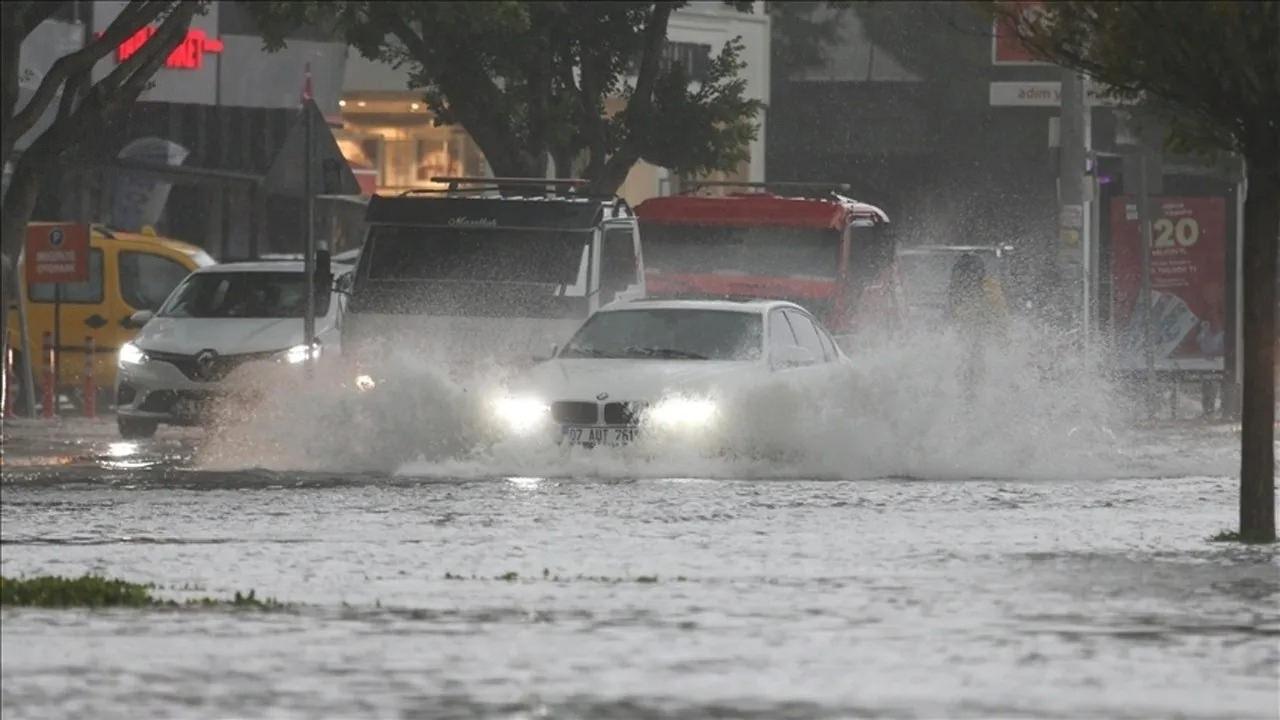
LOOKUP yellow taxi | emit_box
[6,225,214,401]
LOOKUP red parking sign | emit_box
[25,222,90,284]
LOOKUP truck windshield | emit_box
[640,224,841,279]
[560,309,763,361]
[160,272,330,318]
[364,225,590,285]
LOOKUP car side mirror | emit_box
[316,248,332,290]
[127,310,154,328]
[532,343,559,363]
[772,344,815,369]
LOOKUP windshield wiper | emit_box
[623,346,708,360]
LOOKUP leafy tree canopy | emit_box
[987,0,1278,543]
[248,1,765,194]
[990,1,1279,169]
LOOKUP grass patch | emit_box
[1208,529,1277,544]
[0,575,286,610]
[0,574,155,608]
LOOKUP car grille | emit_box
[139,390,257,416]
[551,401,598,425]
[603,402,647,426]
[147,349,279,382]
[552,401,647,426]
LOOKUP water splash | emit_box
[194,318,1179,481]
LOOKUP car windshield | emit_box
[640,224,841,279]
[159,272,331,318]
[560,309,763,361]
[364,225,589,284]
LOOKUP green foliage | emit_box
[768,1,856,75]
[0,574,156,608]
[987,1,1280,166]
[246,1,764,193]
[1208,529,1276,545]
[0,575,287,610]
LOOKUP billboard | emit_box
[1110,196,1227,371]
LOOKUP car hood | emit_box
[134,316,335,355]
[508,358,762,402]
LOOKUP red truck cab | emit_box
[635,184,902,344]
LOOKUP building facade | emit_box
[16,1,352,258]
[337,2,771,206]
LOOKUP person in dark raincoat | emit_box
[946,253,1009,401]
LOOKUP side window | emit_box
[119,252,192,311]
[768,310,796,351]
[784,310,827,362]
[30,249,104,303]
[816,325,839,361]
[599,226,636,305]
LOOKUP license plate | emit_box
[561,426,637,448]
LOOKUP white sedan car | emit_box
[115,261,348,438]
[489,298,851,450]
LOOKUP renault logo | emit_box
[195,349,218,379]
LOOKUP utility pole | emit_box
[1136,150,1156,420]
[1057,70,1087,340]
[301,63,316,377]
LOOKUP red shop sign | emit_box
[105,27,224,70]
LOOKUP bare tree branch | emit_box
[5,1,167,148]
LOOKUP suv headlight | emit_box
[492,396,550,435]
[118,342,147,367]
[647,396,717,430]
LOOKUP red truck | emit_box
[634,182,903,344]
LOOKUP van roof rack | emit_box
[430,176,590,191]
[684,180,853,195]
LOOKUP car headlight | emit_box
[492,396,550,435]
[118,342,147,367]
[282,342,321,365]
[646,396,717,430]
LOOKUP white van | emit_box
[342,179,645,372]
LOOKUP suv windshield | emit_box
[640,224,841,279]
[365,225,589,284]
[160,272,330,318]
[560,309,762,361]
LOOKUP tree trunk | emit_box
[1,152,45,417]
[1239,161,1277,543]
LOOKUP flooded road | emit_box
[2,418,1277,719]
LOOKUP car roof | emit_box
[192,261,307,274]
[600,298,808,315]
[89,225,209,257]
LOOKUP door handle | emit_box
[84,314,108,329]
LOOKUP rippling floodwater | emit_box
[3,324,1279,719]
[2,420,1277,719]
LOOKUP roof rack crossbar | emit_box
[687,180,852,192]
[398,186,503,196]
[430,176,590,191]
